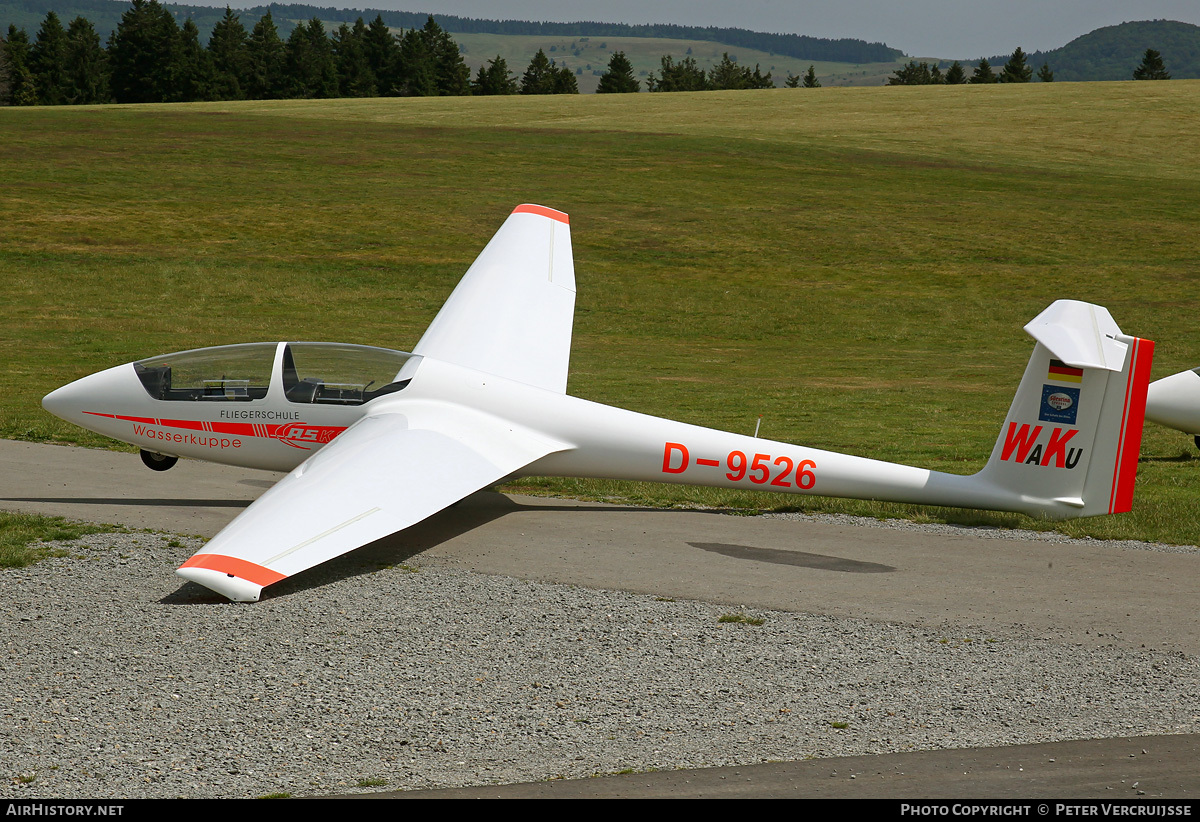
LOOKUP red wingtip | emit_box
[512,204,569,224]
[178,553,287,587]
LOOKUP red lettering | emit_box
[662,442,689,474]
[1001,422,1043,462]
[1040,427,1079,467]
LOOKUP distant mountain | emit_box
[0,0,904,64]
[991,20,1200,81]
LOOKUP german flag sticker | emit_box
[1048,359,1084,383]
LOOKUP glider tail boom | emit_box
[977,300,1153,518]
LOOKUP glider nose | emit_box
[1145,368,1200,435]
[42,365,135,428]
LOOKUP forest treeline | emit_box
[2,2,824,104]
[0,0,904,64]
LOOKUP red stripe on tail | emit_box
[1109,337,1154,514]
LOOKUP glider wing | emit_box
[413,204,576,393]
[176,400,569,601]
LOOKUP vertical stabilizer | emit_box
[978,300,1153,517]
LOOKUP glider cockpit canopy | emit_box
[133,342,418,406]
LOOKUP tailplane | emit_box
[978,300,1154,517]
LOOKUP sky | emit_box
[200,0,1200,59]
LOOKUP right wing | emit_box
[412,204,576,394]
[176,401,569,601]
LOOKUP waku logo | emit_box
[275,422,346,450]
[1000,423,1082,469]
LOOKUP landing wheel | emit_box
[140,450,178,471]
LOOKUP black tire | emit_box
[140,450,178,471]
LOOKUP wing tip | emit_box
[512,203,569,224]
[177,553,284,602]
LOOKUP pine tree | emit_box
[2,26,36,105]
[64,16,108,103]
[1132,49,1170,80]
[245,12,286,99]
[784,71,800,88]
[802,65,820,88]
[108,0,183,104]
[551,62,578,93]
[999,47,1032,83]
[471,55,516,95]
[520,48,556,94]
[208,6,249,100]
[596,50,638,93]
[393,27,435,96]
[285,19,337,98]
[419,17,469,95]
[334,19,376,97]
[969,58,997,84]
[944,61,966,84]
[362,16,399,95]
[646,54,709,92]
[1037,63,1054,82]
[30,11,70,104]
[175,18,215,101]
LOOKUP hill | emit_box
[992,20,1200,81]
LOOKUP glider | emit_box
[1144,367,1200,449]
[42,204,1154,602]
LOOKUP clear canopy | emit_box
[135,343,418,405]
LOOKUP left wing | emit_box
[176,401,569,601]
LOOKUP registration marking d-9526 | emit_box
[661,442,817,489]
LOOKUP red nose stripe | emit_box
[179,553,286,586]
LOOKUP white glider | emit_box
[1144,367,1200,448]
[42,204,1155,602]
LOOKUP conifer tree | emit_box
[1037,63,1054,82]
[646,54,709,91]
[520,48,556,93]
[334,19,376,97]
[30,11,69,104]
[208,6,249,100]
[596,50,638,93]
[285,18,337,98]
[362,15,399,95]
[784,71,800,88]
[999,47,1032,82]
[802,65,820,87]
[245,12,286,99]
[64,16,108,103]
[393,27,435,96]
[108,0,183,103]
[1132,49,1170,80]
[175,18,215,101]
[472,54,517,94]
[944,61,966,84]
[419,17,469,95]
[1,26,36,105]
[969,58,997,84]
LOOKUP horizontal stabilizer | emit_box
[1023,299,1126,371]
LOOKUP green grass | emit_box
[2,82,1199,543]
[0,512,120,567]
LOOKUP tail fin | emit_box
[978,300,1154,517]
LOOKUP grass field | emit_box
[2,80,1199,543]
